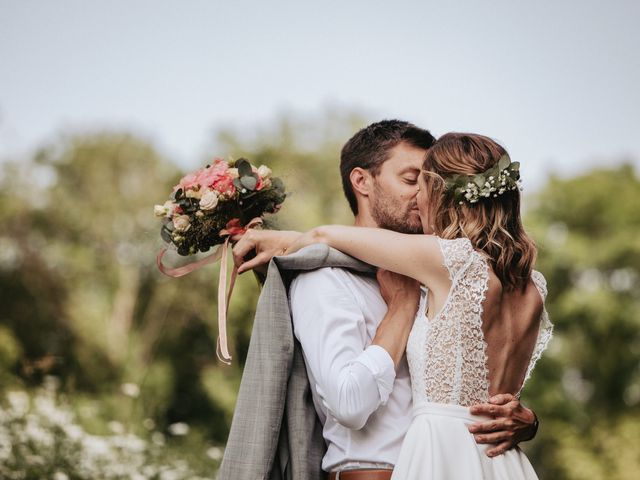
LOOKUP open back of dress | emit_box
[406,236,553,407]
[391,237,552,479]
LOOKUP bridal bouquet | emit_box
[154,157,286,364]
[155,158,286,256]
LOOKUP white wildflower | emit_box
[121,383,141,398]
[206,446,223,461]
[83,434,111,457]
[25,454,45,465]
[34,396,71,426]
[108,420,125,434]
[25,417,54,446]
[143,418,156,430]
[168,422,190,436]
[7,391,29,416]
[63,423,84,441]
[43,375,61,392]
[151,431,166,446]
[111,433,147,453]
[1,388,206,478]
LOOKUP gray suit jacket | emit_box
[217,244,376,480]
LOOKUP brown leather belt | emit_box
[328,469,393,480]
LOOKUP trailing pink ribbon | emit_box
[156,217,263,365]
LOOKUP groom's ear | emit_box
[350,167,374,198]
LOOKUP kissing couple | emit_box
[217,120,552,480]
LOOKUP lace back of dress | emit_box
[420,238,491,406]
[406,238,553,407]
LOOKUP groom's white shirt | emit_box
[290,267,423,472]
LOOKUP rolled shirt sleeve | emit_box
[290,268,396,430]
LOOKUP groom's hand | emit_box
[468,394,538,457]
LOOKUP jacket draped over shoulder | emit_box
[217,244,375,480]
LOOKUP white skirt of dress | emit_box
[391,401,539,480]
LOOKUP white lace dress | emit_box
[391,238,553,480]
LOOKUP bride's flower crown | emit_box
[443,154,522,205]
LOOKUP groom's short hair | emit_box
[340,119,435,215]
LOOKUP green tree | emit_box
[0,132,231,443]
[522,164,640,479]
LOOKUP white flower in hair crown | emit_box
[444,154,523,205]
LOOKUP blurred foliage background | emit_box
[0,109,638,479]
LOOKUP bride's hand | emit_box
[279,229,320,257]
[232,230,301,274]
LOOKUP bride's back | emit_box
[407,237,552,406]
[482,271,544,396]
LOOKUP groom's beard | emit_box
[371,189,423,234]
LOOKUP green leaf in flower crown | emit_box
[498,154,511,171]
[236,158,253,178]
[510,161,521,171]
[240,175,258,191]
[233,178,243,189]
[444,176,457,190]
[473,175,485,188]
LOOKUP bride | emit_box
[239,132,552,479]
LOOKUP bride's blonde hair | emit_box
[422,133,536,291]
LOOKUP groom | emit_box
[219,120,538,479]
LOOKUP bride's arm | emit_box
[287,225,444,286]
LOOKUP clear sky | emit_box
[1,0,639,190]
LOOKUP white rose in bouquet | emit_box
[154,200,175,217]
[257,165,272,179]
[199,189,219,210]
[173,215,191,232]
[154,205,167,217]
